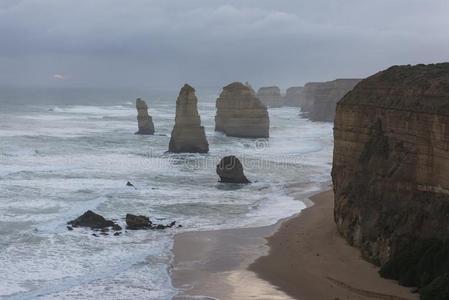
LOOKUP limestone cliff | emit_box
[257,86,284,108]
[215,82,269,138]
[284,86,303,107]
[169,84,209,153]
[135,98,155,135]
[332,63,449,298]
[301,79,360,122]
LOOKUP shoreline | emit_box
[170,188,418,300]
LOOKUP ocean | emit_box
[0,87,333,299]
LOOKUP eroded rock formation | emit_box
[284,86,304,107]
[215,82,269,138]
[257,86,284,108]
[301,79,361,122]
[332,63,449,297]
[135,98,155,135]
[216,156,250,183]
[169,84,209,153]
[67,210,122,231]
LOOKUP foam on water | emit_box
[0,99,333,299]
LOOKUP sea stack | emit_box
[168,84,209,153]
[135,98,155,135]
[301,79,360,122]
[215,82,269,138]
[284,86,304,107]
[256,86,284,108]
[216,156,250,183]
[332,63,449,298]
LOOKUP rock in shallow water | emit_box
[215,82,269,138]
[135,98,155,135]
[67,210,122,231]
[126,214,152,230]
[216,156,250,184]
[168,84,209,153]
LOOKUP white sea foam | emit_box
[0,103,333,299]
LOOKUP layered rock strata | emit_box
[215,82,269,138]
[169,84,209,153]
[332,63,449,298]
[301,79,361,122]
[257,86,284,107]
[135,98,155,135]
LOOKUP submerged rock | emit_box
[215,82,269,138]
[135,98,155,135]
[257,86,284,108]
[168,84,209,153]
[216,156,250,183]
[67,210,122,231]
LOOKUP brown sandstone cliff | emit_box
[301,79,360,122]
[332,63,449,267]
[215,82,269,138]
[169,84,209,153]
[135,98,155,135]
[257,86,284,108]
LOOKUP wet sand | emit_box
[171,189,418,300]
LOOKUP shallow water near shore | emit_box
[0,88,333,299]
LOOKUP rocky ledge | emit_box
[301,79,360,122]
[256,86,284,108]
[215,82,269,138]
[332,63,449,299]
[135,98,155,135]
[169,84,209,153]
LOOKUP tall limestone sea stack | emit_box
[168,84,209,153]
[332,63,449,299]
[135,98,155,135]
[301,79,360,122]
[284,86,303,107]
[215,82,269,138]
[257,86,284,107]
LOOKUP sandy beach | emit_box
[171,189,419,300]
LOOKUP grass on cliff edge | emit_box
[379,239,449,300]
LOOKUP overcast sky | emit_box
[1,0,448,89]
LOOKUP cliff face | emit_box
[257,86,284,108]
[215,82,269,138]
[135,98,155,135]
[169,84,209,153]
[284,86,303,107]
[332,63,449,297]
[301,79,360,122]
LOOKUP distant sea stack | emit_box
[301,79,361,122]
[332,63,449,298]
[284,86,304,107]
[215,82,269,138]
[168,84,209,153]
[135,98,155,135]
[256,86,284,108]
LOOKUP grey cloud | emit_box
[0,0,448,88]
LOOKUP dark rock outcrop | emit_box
[126,214,152,229]
[283,86,304,107]
[332,63,449,297]
[257,86,284,108]
[135,98,155,135]
[126,214,177,230]
[169,84,209,153]
[215,82,270,138]
[68,210,122,231]
[216,156,250,183]
[301,79,361,122]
